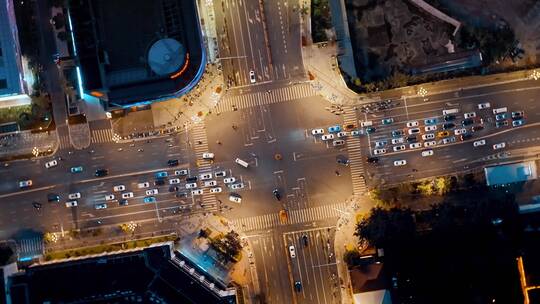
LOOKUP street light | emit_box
[32,147,39,157]
[417,87,428,98]
[112,133,121,143]
[530,70,540,81]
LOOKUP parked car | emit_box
[392,130,404,138]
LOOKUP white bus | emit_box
[235,158,249,168]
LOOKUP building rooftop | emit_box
[484,161,538,186]
[0,0,25,98]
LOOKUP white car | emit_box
[373,148,386,155]
[19,180,32,188]
[105,194,115,201]
[249,70,256,83]
[409,142,422,149]
[202,152,214,160]
[454,128,467,135]
[289,245,296,258]
[45,160,58,168]
[464,112,476,119]
[210,187,222,193]
[121,192,134,199]
[68,192,81,200]
[174,169,188,176]
[65,201,78,208]
[113,185,125,192]
[311,128,324,135]
[145,189,158,195]
[424,141,437,147]
[229,195,242,203]
[169,178,181,185]
[138,182,150,189]
[351,130,363,136]
[421,150,434,157]
[442,137,456,144]
[191,189,204,196]
[214,171,227,178]
[185,182,198,189]
[424,125,437,132]
[406,121,419,128]
[393,145,406,152]
[422,133,435,140]
[321,134,334,141]
[200,173,213,180]
[473,139,486,147]
[478,102,491,109]
[336,132,347,138]
[204,180,217,187]
[493,142,506,150]
[393,160,407,166]
[391,138,404,145]
[95,203,107,210]
[230,183,244,190]
[408,128,420,135]
[332,140,345,147]
[224,177,236,184]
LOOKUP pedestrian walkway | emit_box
[90,128,113,144]
[191,123,219,210]
[58,134,70,150]
[216,83,317,113]
[231,202,348,232]
[0,131,58,159]
[342,108,367,195]
[16,237,44,261]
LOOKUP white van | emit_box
[235,158,249,168]
[360,120,373,127]
[442,109,459,115]
[493,107,507,115]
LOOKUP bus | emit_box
[235,158,249,168]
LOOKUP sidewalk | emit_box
[0,130,58,161]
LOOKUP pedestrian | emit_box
[335,170,340,176]
[216,140,222,145]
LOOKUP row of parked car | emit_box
[311,123,363,147]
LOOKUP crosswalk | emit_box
[216,83,316,113]
[58,134,71,149]
[343,108,367,195]
[231,202,348,232]
[90,128,113,144]
[191,123,218,210]
[16,237,44,261]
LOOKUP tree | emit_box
[343,249,362,268]
[355,207,416,248]
[434,177,452,195]
[210,231,243,262]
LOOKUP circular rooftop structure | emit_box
[147,38,186,76]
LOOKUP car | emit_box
[464,112,476,119]
[473,139,486,147]
[154,179,165,186]
[169,185,179,192]
[273,189,281,201]
[95,203,107,210]
[443,114,456,121]
[185,176,197,183]
[493,142,506,150]
[138,182,150,188]
[321,134,334,141]
[442,123,455,130]
[437,130,450,138]
[249,70,256,83]
[393,145,406,152]
[512,119,525,127]
[496,120,509,128]
[95,169,108,177]
[191,189,204,196]
[105,194,115,201]
[47,193,60,202]
[512,111,524,120]
[202,152,215,160]
[204,180,217,187]
[121,192,134,199]
[391,137,404,145]
[19,180,32,188]
[442,137,456,144]
[478,102,491,109]
[454,128,467,135]
[422,133,435,140]
[328,125,341,133]
[406,135,417,143]
[175,169,189,176]
[200,173,213,180]
[367,157,379,164]
[145,189,158,196]
[375,140,387,148]
[68,192,81,200]
[424,125,437,132]
[406,121,419,128]
[343,123,357,131]
[169,178,181,185]
[460,133,472,141]
[392,130,404,137]
[65,201,78,207]
[408,128,420,135]
[461,118,474,126]
[424,118,437,125]
[113,185,125,192]
[210,187,222,193]
[373,148,386,155]
[336,132,347,138]
[294,281,302,292]
[223,177,236,184]
[332,140,345,146]
[311,128,324,135]
[289,245,296,258]
[119,199,129,206]
[154,171,168,179]
[230,183,244,190]
[143,196,156,203]
[45,160,58,168]
[381,118,394,125]
[350,130,363,136]
[424,140,437,147]
[409,142,422,149]
[70,166,83,173]
[176,192,188,198]
[365,127,376,134]
[167,159,179,167]
[495,113,508,121]
[185,182,197,189]
[472,125,484,132]
[393,160,407,166]
[229,195,242,203]
[421,150,434,157]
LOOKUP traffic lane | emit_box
[265,0,294,80]
[223,0,253,85]
[213,0,240,86]
[243,0,270,81]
